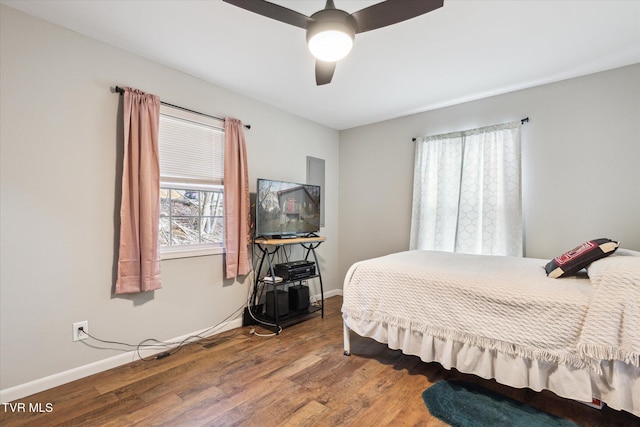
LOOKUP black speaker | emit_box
[289,285,310,312]
[266,290,288,319]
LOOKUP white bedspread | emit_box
[341,250,639,371]
[342,250,640,415]
[579,255,640,369]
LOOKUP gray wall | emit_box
[0,6,339,391]
[339,64,640,280]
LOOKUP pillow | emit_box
[587,252,639,278]
[610,248,640,257]
[545,238,619,278]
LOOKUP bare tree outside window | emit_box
[159,188,225,247]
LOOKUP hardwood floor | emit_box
[1,296,638,426]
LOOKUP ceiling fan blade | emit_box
[351,0,444,33]
[222,0,312,29]
[315,60,336,86]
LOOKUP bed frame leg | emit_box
[343,320,351,356]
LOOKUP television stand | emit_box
[249,236,326,334]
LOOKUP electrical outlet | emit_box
[72,321,88,342]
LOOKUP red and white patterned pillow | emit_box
[545,238,619,278]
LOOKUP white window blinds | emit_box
[158,105,224,187]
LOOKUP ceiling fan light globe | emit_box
[308,30,353,62]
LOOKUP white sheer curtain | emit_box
[410,121,522,256]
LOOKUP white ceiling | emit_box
[2,0,639,130]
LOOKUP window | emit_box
[158,105,225,258]
[410,121,522,256]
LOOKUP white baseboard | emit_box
[0,318,243,403]
[322,288,343,298]
[1,291,343,403]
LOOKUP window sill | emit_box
[160,246,224,260]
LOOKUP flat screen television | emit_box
[255,178,321,238]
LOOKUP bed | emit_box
[341,249,640,416]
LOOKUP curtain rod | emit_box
[411,117,529,142]
[114,86,251,130]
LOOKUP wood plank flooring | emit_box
[1,296,638,426]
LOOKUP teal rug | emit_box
[422,381,581,427]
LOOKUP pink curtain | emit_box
[115,87,162,294]
[224,118,252,279]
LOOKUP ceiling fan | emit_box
[223,0,444,85]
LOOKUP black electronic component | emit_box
[274,260,316,281]
[266,290,289,319]
[289,285,310,312]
